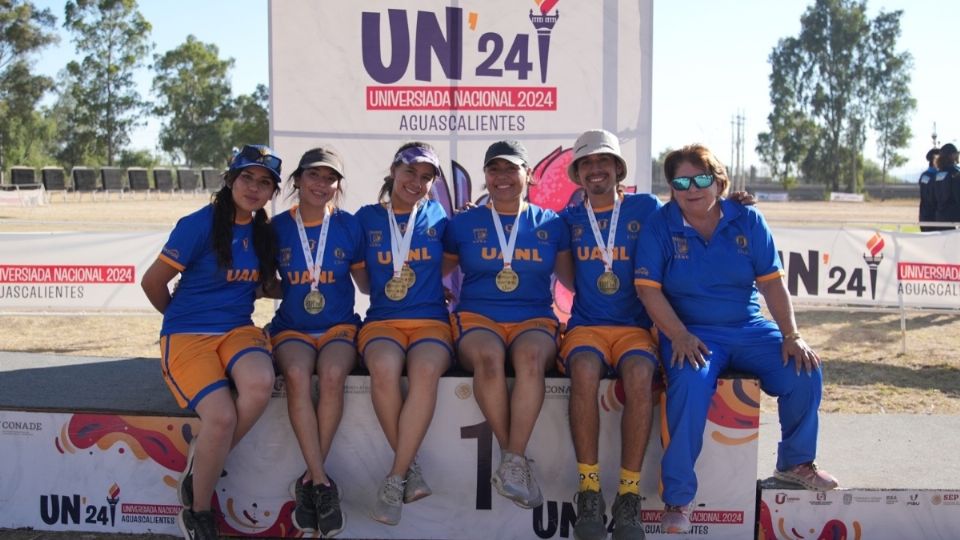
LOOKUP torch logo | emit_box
[529,0,560,84]
[106,483,120,526]
[863,232,885,300]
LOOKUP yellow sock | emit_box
[618,468,641,496]
[577,463,601,492]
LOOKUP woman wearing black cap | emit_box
[919,148,939,232]
[141,144,283,540]
[933,143,960,229]
[442,140,574,510]
[266,147,367,537]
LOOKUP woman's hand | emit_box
[729,190,757,206]
[782,334,820,375]
[671,330,711,370]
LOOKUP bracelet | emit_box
[783,331,802,341]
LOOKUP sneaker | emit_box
[661,503,692,534]
[370,474,404,526]
[611,493,644,540]
[573,490,606,540]
[315,477,346,537]
[403,460,432,503]
[774,462,839,491]
[289,472,317,532]
[177,508,219,540]
[492,452,543,509]
[179,437,197,509]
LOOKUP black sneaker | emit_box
[177,508,219,540]
[179,437,197,508]
[289,471,317,532]
[573,489,607,540]
[315,477,346,538]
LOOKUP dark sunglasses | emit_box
[235,144,282,173]
[670,174,715,191]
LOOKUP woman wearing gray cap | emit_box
[266,147,367,538]
[442,140,574,510]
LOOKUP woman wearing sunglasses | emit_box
[141,144,282,540]
[442,140,573,510]
[355,142,453,526]
[634,144,837,534]
[266,147,366,537]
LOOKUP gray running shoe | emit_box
[611,493,644,540]
[492,452,543,509]
[661,503,692,534]
[315,477,345,537]
[289,471,317,532]
[370,474,404,526]
[573,490,607,540]
[403,460,432,503]
[177,508,219,540]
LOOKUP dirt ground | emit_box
[1,197,958,416]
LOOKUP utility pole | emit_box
[730,111,745,192]
[932,122,939,149]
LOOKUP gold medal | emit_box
[400,264,416,288]
[384,277,409,301]
[303,289,325,314]
[597,271,620,295]
[495,267,520,292]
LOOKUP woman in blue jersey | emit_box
[267,147,366,537]
[355,142,452,526]
[141,144,282,540]
[442,140,573,510]
[634,144,837,535]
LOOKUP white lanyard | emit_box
[490,203,524,268]
[387,202,420,278]
[585,196,621,272]
[295,206,331,292]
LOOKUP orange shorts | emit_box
[357,319,453,358]
[558,325,658,376]
[271,324,358,354]
[450,311,560,349]
[160,325,271,410]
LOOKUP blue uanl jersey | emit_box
[444,202,570,322]
[562,193,661,330]
[356,199,449,322]
[269,207,363,334]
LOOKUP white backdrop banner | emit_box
[0,376,760,538]
[759,486,960,539]
[772,227,960,310]
[268,0,654,215]
[0,232,166,312]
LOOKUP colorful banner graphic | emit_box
[0,376,758,538]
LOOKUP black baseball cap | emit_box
[940,143,958,156]
[926,148,940,162]
[484,140,529,167]
[295,147,345,178]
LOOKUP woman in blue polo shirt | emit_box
[634,144,838,535]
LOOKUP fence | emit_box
[1,166,225,202]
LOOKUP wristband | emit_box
[783,331,802,341]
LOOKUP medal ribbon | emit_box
[387,202,420,279]
[585,196,621,273]
[490,202,524,270]
[295,206,331,292]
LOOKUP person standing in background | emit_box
[919,148,939,232]
[933,143,960,230]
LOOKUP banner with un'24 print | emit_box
[269,0,654,214]
[772,227,960,310]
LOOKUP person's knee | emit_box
[200,405,238,436]
[621,358,655,393]
[238,367,275,401]
[281,362,313,393]
[568,354,603,390]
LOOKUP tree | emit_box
[0,0,57,172]
[868,10,914,191]
[226,84,270,158]
[758,0,913,193]
[152,35,235,167]
[63,0,152,166]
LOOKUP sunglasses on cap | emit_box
[233,144,282,175]
[670,174,715,191]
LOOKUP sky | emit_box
[28,0,956,181]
